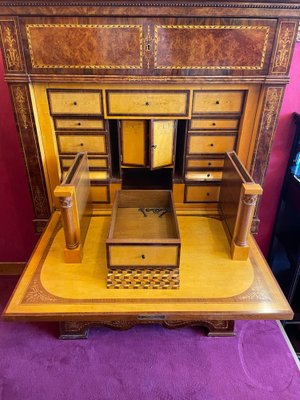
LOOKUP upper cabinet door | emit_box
[150,120,176,170]
[119,120,147,167]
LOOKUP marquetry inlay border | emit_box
[26,24,143,69]
[271,21,298,74]
[21,216,272,306]
[0,19,24,71]
[154,25,270,70]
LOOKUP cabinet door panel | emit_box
[120,120,147,167]
[150,120,176,170]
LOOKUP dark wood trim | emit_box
[59,319,235,339]
[0,262,26,275]
[9,83,51,226]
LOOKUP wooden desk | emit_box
[4,210,292,338]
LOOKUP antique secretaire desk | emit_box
[0,0,298,338]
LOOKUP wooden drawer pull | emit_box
[212,122,216,126]
[210,143,214,147]
[73,101,77,105]
[80,143,84,147]
[77,122,81,126]
[206,193,210,196]
[145,102,150,106]
[141,254,145,259]
[207,174,210,177]
[216,100,220,104]
[208,162,212,166]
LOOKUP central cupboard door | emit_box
[119,120,176,170]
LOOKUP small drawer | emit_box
[89,171,109,181]
[186,158,224,169]
[108,245,179,267]
[48,90,103,116]
[106,90,190,117]
[90,185,110,203]
[192,91,244,114]
[185,171,223,182]
[61,156,109,170]
[188,135,236,155]
[190,118,239,130]
[54,118,105,130]
[185,185,220,203]
[57,134,107,155]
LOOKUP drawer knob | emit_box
[212,122,216,126]
[73,101,77,106]
[77,122,81,126]
[208,162,212,166]
[215,100,220,105]
[80,143,84,147]
[210,143,214,147]
[206,193,210,196]
[145,102,150,106]
[207,174,210,177]
[141,254,145,259]
[151,144,157,149]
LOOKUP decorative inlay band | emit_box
[154,25,270,70]
[26,24,143,69]
[0,20,23,71]
[271,21,297,74]
[143,25,154,69]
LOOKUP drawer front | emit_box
[186,158,224,169]
[185,185,220,203]
[48,90,103,115]
[54,118,105,130]
[90,185,110,203]
[109,245,179,267]
[192,91,244,114]
[61,156,109,170]
[89,171,109,181]
[185,171,223,182]
[58,134,107,154]
[190,118,239,130]
[106,90,190,117]
[188,135,236,154]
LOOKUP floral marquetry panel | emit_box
[0,19,25,72]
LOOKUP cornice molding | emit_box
[1,1,300,10]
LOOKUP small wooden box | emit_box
[106,190,181,289]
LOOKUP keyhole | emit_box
[146,44,151,51]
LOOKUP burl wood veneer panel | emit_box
[25,24,143,69]
[154,19,276,73]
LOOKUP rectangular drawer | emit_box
[188,135,236,154]
[90,185,110,203]
[185,185,220,203]
[108,245,179,267]
[61,156,109,170]
[57,134,107,154]
[48,90,103,116]
[192,91,244,114]
[106,90,190,117]
[190,118,239,130]
[186,158,224,169]
[54,118,105,130]
[185,171,223,182]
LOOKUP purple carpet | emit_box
[0,276,299,400]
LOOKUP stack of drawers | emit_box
[48,89,111,203]
[184,90,245,203]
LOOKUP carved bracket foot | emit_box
[59,320,235,340]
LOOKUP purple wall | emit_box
[0,43,300,262]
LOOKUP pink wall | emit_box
[0,55,37,262]
[256,42,300,255]
[0,43,300,262]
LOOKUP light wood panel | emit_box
[55,118,105,130]
[185,185,220,202]
[120,120,147,166]
[48,90,103,115]
[151,120,175,169]
[190,118,239,130]
[186,158,224,169]
[58,134,106,154]
[192,91,244,114]
[188,135,236,154]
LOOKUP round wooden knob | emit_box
[206,193,210,196]
[208,162,212,166]
[210,143,214,147]
[207,174,210,177]
[141,254,145,259]
[216,100,219,104]
[145,102,150,106]
[80,143,84,147]
[73,101,77,105]
[212,122,216,126]
[77,122,81,126]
